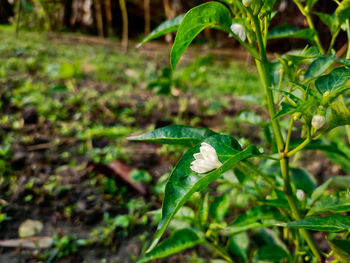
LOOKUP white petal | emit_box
[200,143,219,163]
[191,159,216,170]
[193,153,205,160]
[190,165,210,174]
[230,23,246,42]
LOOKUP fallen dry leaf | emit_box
[89,161,148,195]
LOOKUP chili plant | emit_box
[131,0,350,262]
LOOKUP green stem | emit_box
[346,20,350,59]
[287,137,311,157]
[205,240,234,263]
[249,10,322,261]
[293,0,325,54]
[327,28,340,55]
[250,14,284,152]
[285,118,294,153]
[280,158,321,261]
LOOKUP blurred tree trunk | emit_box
[119,0,128,51]
[144,0,150,36]
[104,0,113,36]
[94,0,104,37]
[15,0,22,38]
[63,0,72,28]
[162,0,174,42]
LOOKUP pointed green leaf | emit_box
[286,214,350,232]
[209,193,230,222]
[308,178,333,207]
[138,228,203,263]
[224,206,286,235]
[328,238,350,262]
[257,244,290,261]
[228,232,249,262]
[147,135,260,251]
[308,190,350,216]
[138,14,185,46]
[314,12,337,33]
[267,25,316,41]
[306,0,319,9]
[273,102,297,119]
[290,168,317,194]
[336,0,350,25]
[170,2,232,70]
[329,101,350,130]
[304,56,334,80]
[315,67,350,95]
[128,125,218,147]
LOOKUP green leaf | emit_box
[224,206,286,235]
[138,228,203,263]
[290,138,349,158]
[329,101,350,130]
[147,135,260,251]
[257,244,290,261]
[209,193,230,222]
[286,214,350,232]
[336,0,350,25]
[308,178,333,207]
[315,67,350,95]
[290,168,317,194]
[267,25,316,41]
[228,232,249,262]
[304,56,334,80]
[138,14,185,46]
[170,2,231,70]
[308,190,350,216]
[328,238,350,262]
[306,0,319,10]
[273,102,297,119]
[331,176,350,190]
[314,12,336,33]
[128,125,218,147]
[336,58,350,66]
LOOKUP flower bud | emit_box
[242,0,253,7]
[311,115,326,130]
[230,24,246,42]
[296,189,306,201]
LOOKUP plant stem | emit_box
[285,118,294,153]
[293,0,325,54]
[250,11,322,261]
[287,137,311,157]
[205,240,234,263]
[346,20,350,59]
[327,28,340,55]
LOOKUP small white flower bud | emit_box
[311,115,326,130]
[190,142,222,174]
[296,189,306,201]
[296,189,305,201]
[230,24,246,42]
[242,0,253,7]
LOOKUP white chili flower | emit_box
[242,0,253,7]
[311,115,326,131]
[190,142,222,174]
[230,24,246,42]
[296,189,306,201]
